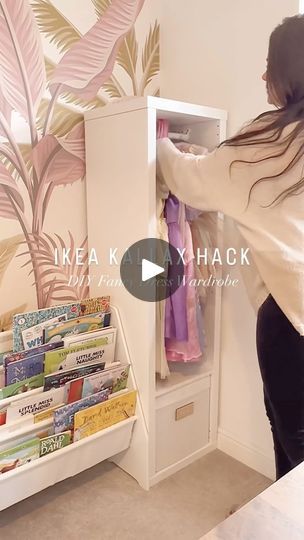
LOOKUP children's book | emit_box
[6,387,65,422]
[0,408,6,426]
[0,374,44,400]
[13,303,81,352]
[82,364,130,399]
[3,341,63,368]
[54,389,110,433]
[43,312,111,344]
[73,390,137,441]
[80,296,110,316]
[63,326,116,348]
[44,337,112,375]
[44,362,106,392]
[34,404,63,423]
[66,362,122,403]
[40,431,71,456]
[66,377,84,404]
[5,353,44,386]
[21,314,67,350]
[0,437,40,474]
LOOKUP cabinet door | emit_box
[156,383,210,471]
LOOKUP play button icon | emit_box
[120,238,184,302]
[142,259,164,282]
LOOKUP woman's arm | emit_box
[157,138,238,213]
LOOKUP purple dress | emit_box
[164,194,188,341]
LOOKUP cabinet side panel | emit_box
[85,109,156,428]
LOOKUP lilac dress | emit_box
[164,194,188,341]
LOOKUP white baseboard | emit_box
[217,428,275,480]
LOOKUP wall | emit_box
[0,0,160,330]
[161,0,299,479]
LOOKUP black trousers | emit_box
[256,294,304,480]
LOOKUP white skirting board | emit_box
[217,428,275,480]
[0,416,136,511]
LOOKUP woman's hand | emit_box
[175,142,209,155]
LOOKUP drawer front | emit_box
[156,386,210,472]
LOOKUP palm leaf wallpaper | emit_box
[0,0,160,324]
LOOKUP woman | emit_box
[157,14,304,481]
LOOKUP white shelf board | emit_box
[156,369,212,398]
[0,416,136,511]
[85,96,227,124]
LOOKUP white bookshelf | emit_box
[85,96,227,488]
[0,306,138,510]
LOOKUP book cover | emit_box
[6,387,65,422]
[44,362,106,392]
[74,390,137,441]
[40,431,71,456]
[0,408,6,426]
[0,374,44,400]
[34,404,63,423]
[63,326,116,348]
[0,437,40,474]
[54,389,110,433]
[43,312,111,344]
[82,364,130,399]
[80,296,110,316]
[44,338,111,375]
[3,341,63,368]
[66,378,84,404]
[21,314,67,351]
[13,303,81,352]
[5,353,44,386]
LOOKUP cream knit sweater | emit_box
[157,128,304,336]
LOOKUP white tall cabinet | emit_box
[85,97,227,488]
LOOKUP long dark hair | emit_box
[221,15,304,207]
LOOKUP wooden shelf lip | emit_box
[85,96,227,122]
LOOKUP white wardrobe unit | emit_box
[85,97,227,489]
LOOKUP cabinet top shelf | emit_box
[85,96,227,124]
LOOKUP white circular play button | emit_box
[142,259,165,282]
[120,238,184,302]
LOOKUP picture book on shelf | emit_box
[43,362,106,392]
[80,296,110,316]
[34,405,63,423]
[21,314,67,351]
[13,303,81,352]
[0,407,6,426]
[3,341,63,368]
[66,361,121,403]
[44,337,112,375]
[0,437,40,474]
[82,364,130,399]
[6,387,65,422]
[43,312,111,344]
[39,431,71,456]
[73,390,137,441]
[63,326,116,348]
[0,373,44,400]
[54,388,110,433]
[5,353,44,386]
